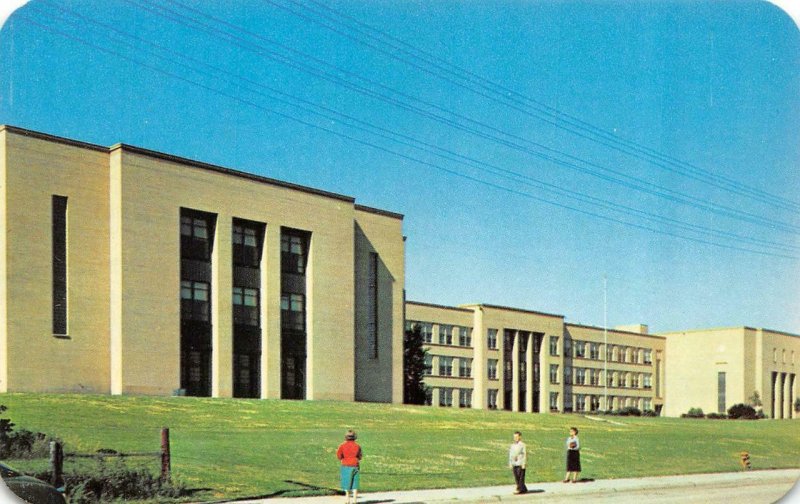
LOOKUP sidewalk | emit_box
[229,469,800,503]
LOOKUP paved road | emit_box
[231,469,800,504]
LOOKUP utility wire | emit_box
[136,0,800,235]
[31,0,800,256]
[12,10,800,259]
[285,0,800,213]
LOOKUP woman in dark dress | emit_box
[563,427,581,483]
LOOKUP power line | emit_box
[132,0,800,235]
[285,0,800,214]
[28,0,800,255]
[12,9,800,260]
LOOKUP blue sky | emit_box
[1,0,798,333]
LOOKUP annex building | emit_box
[0,125,405,403]
[406,301,666,415]
[1,126,798,418]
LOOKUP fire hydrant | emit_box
[740,451,751,470]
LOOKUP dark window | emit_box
[718,372,726,413]
[52,195,68,335]
[233,287,259,326]
[281,293,305,331]
[281,232,308,274]
[232,220,264,267]
[367,252,378,359]
[180,211,215,261]
[181,280,210,321]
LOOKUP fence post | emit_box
[49,441,63,488]
[160,427,171,481]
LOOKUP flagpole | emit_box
[603,275,608,411]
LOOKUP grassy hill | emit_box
[1,393,799,501]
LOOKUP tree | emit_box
[748,391,762,408]
[403,324,428,404]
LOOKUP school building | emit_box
[405,301,666,415]
[1,125,798,418]
[0,125,405,402]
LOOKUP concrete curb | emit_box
[227,469,800,504]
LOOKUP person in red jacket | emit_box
[336,430,362,504]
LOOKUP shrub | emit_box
[728,403,758,420]
[706,412,728,419]
[682,407,705,418]
[642,409,658,417]
[34,458,188,504]
[617,406,642,417]
[0,405,58,459]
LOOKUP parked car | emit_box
[0,462,66,504]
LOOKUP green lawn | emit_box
[1,393,799,501]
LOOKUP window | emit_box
[590,395,600,412]
[439,356,453,377]
[232,287,259,326]
[607,371,615,387]
[607,345,615,361]
[487,359,498,380]
[52,195,68,335]
[424,388,432,406]
[459,358,472,378]
[589,369,600,386]
[367,252,379,359]
[575,394,586,412]
[549,336,559,356]
[619,346,627,363]
[459,389,472,408]
[563,338,572,357]
[232,221,263,267]
[438,324,453,345]
[280,293,305,331]
[424,355,433,375]
[619,372,627,388]
[631,348,641,364]
[549,364,559,384]
[642,398,652,411]
[181,280,210,321]
[631,373,640,388]
[181,212,214,261]
[439,388,453,407]
[487,328,498,349]
[643,373,652,389]
[550,392,559,411]
[563,392,573,412]
[563,365,573,385]
[590,343,600,360]
[643,349,652,364]
[487,389,498,410]
[458,327,472,347]
[281,231,308,274]
[419,322,433,343]
[575,341,586,358]
[575,368,586,385]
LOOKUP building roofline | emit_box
[406,300,475,313]
[355,204,404,220]
[565,322,666,340]
[465,303,564,320]
[1,125,369,205]
[1,125,108,152]
[111,143,356,204]
[659,326,800,338]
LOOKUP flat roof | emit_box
[659,326,800,338]
[2,124,402,215]
[406,301,474,314]
[565,322,666,340]
[464,303,565,320]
